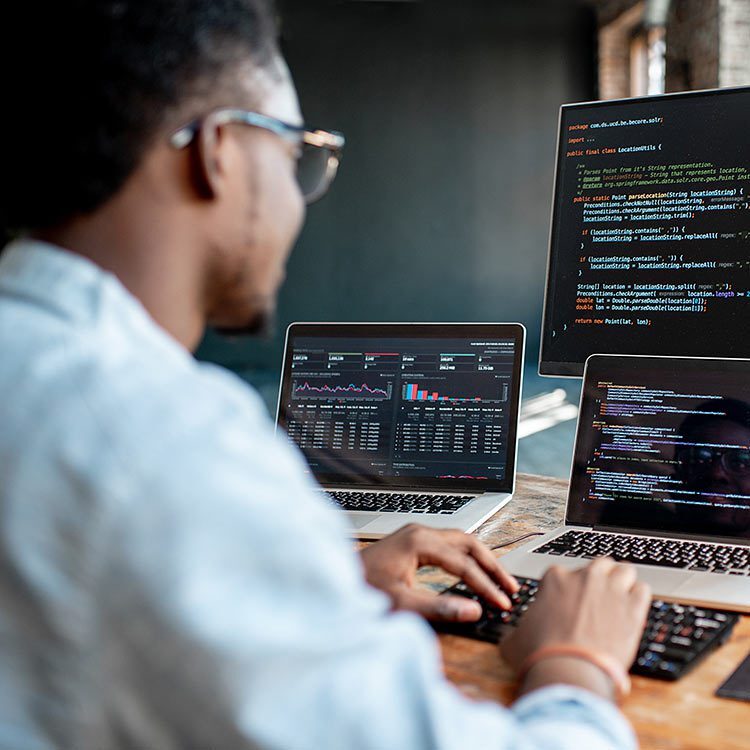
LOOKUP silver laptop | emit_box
[276,322,525,539]
[501,354,750,613]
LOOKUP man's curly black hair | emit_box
[4,0,279,236]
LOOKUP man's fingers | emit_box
[584,555,617,577]
[405,527,515,608]
[609,561,638,590]
[631,580,652,618]
[463,535,520,594]
[419,531,518,609]
[439,552,513,609]
[420,529,518,598]
[396,589,483,623]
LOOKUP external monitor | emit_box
[539,86,750,377]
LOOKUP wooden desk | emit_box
[426,474,750,750]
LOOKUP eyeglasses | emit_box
[169,109,345,204]
[676,446,750,476]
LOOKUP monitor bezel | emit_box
[538,85,750,379]
[276,321,526,493]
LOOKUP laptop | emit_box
[276,322,525,539]
[500,354,750,613]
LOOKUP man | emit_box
[674,398,750,533]
[0,2,650,748]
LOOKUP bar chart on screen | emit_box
[402,380,508,404]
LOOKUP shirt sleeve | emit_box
[92,368,638,750]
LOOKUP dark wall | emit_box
[197,0,596,399]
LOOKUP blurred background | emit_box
[197,0,750,477]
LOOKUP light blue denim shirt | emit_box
[0,239,638,750]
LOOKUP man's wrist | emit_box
[519,655,617,703]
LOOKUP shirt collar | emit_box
[0,238,146,327]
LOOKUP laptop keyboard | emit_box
[327,491,474,514]
[435,577,739,681]
[534,530,750,575]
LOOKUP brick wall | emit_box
[665,0,720,92]
[594,0,750,96]
[598,1,645,98]
[720,0,750,86]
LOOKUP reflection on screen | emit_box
[570,359,750,539]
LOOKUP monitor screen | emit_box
[276,323,525,492]
[540,87,750,377]
[568,355,750,541]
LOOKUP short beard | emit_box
[213,307,277,340]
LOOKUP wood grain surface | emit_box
[428,474,750,750]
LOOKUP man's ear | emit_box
[189,114,231,200]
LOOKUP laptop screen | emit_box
[277,323,525,492]
[569,355,750,541]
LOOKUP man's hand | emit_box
[501,558,651,700]
[359,524,519,623]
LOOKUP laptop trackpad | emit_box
[631,565,688,593]
[674,572,750,604]
[347,514,379,530]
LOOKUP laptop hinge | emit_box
[592,525,750,547]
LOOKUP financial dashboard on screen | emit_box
[276,324,524,491]
[540,87,750,377]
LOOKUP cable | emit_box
[490,531,545,551]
